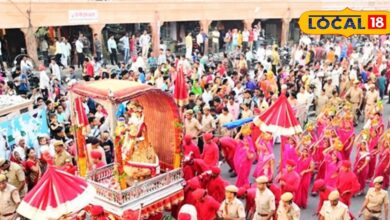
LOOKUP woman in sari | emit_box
[374,134,390,189]
[322,148,341,188]
[25,148,42,190]
[281,137,299,170]
[367,113,384,180]
[234,136,255,187]
[353,142,370,194]
[314,137,330,181]
[252,135,275,180]
[337,112,355,160]
[296,148,315,208]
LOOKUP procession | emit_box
[0,1,390,220]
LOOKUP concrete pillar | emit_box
[281,18,291,46]
[150,11,163,58]
[90,24,105,55]
[21,27,39,65]
[243,19,254,30]
[199,19,211,54]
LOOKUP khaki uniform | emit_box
[276,202,300,220]
[218,113,234,137]
[218,197,246,219]
[324,83,335,98]
[184,118,202,138]
[54,150,72,167]
[320,201,350,220]
[5,162,27,197]
[316,95,329,115]
[0,184,21,220]
[253,188,276,220]
[201,114,216,133]
[345,87,363,121]
[363,187,389,219]
[364,90,379,119]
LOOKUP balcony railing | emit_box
[87,164,183,206]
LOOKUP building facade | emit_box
[0,0,388,62]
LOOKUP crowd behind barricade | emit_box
[0,26,389,220]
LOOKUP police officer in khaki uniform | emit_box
[217,185,246,220]
[254,176,275,220]
[0,158,27,198]
[345,80,363,124]
[323,78,335,98]
[0,173,21,220]
[54,140,72,167]
[276,192,300,220]
[364,84,379,121]
[320,190,350,220]
[359,176,389,220]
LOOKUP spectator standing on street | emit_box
[119,33,130,63]
[107,35,118,66]
[242,28,249,51]
[39,38,49,67]
[75,36,84,69]
[185,32,193,60]
[50,58,61,84]
[212,27,220,54]
[61,37,71,67]
[54,38,64,67]
[93,33,103,62]
[140,30,151,58]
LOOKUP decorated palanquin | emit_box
[69,80,184,219]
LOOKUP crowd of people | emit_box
[0,23,389,220]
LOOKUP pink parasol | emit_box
[253,95,302,136]
[173,67,189,106]
[17,166,96,220]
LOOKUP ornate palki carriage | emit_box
[69,80,184,219]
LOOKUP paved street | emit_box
[220,100,390,219]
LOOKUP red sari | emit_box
[25,159,41,190]
[295,155,313,208]
[353,150,370,192]
[374,147,390,189]
[367,124,384,179]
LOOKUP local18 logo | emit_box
[299,8,390,37]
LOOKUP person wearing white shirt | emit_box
[256,45,266,64]
[242,28,250,50]
[202,84,213,105]
[54,38,64,67]
[119,33,130,63]
[61,37,71,67]
[75,37,84,69]
[50,59,61,83]
[39,66,50,99]
[196,32,204,53]
[139,30,151,58]
[107,35,118,65]
[211,27,220,54]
